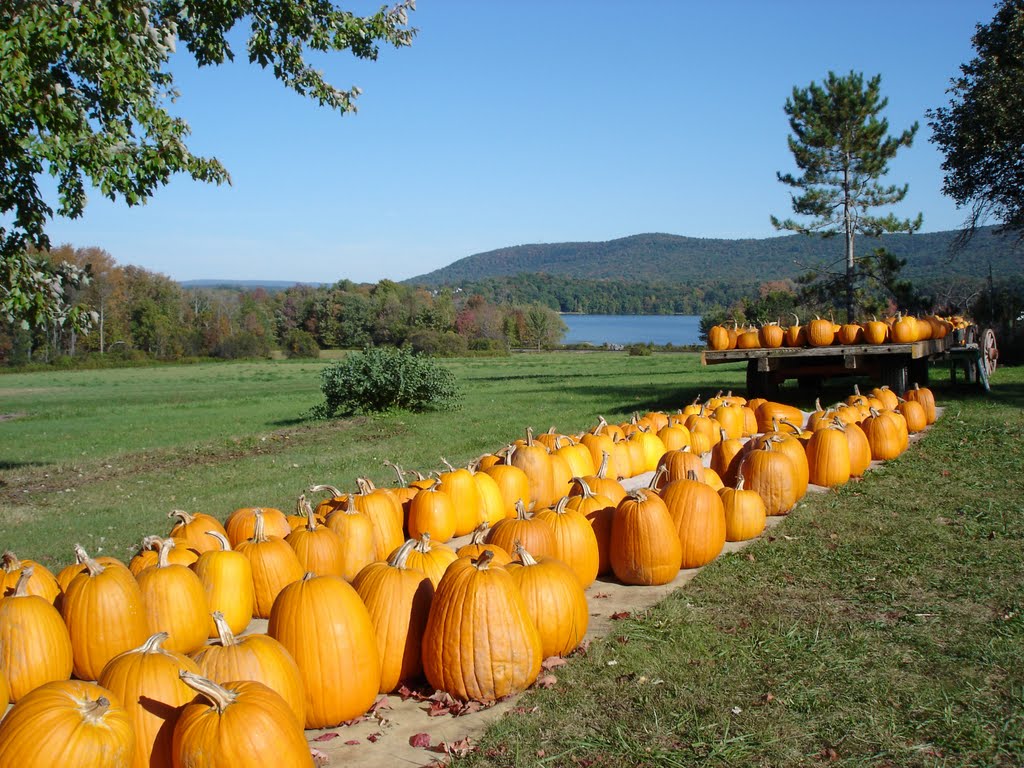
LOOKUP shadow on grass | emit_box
[0,460,50,471]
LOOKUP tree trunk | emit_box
[844,160,855,323]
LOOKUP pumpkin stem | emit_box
[81,695,113,724]
[12,565,33,597]
[513,499,529,520]
[440,457,455,473]
[250,509,267,543]
[211,611,237,647]
[355,477,373,495]
[524,426,535,447]
[139,632,171,654]
[511,542,538,567]
[389,538,418,568]
[309,484,343,499]
[0,551,20,573]
[299,495,318,531]
[179,670,237,714]
[596,451,611,479]
[414,532,433,553]
[472,549,495,571]
[553,495,570,514]
[81,549,106,577]
[571,476,597,499]
[686,469,701,482]
[468,523,491,546]
[73,543,90,565]
[157,537,175,568]
[648,465,667,491]
[206,530,231,551]
[383,460,406,485]
[627,488,649,503]
[167,509,194,526]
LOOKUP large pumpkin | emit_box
[97,632,200,768]
[173,672,313,768]
[190,531,254,638]
[267,573,381,729]
[805,423,852,488]
[136,539,209,655]
[505,544,588,658]
[487,500,556,561]
[352,478,405,560]
[533,496,600,588]
[659,471,727,569]
[322,496,378,582]
[437,459,484,537]
[0,567,74,702]
[421,551,542,701]
[609,490,682,586]
[62,551,149,682]
[191,612,306,727]
[0,680,135,768]
[739,442,798,516]
[563,478,617,577]
[353,539,435,694]
[509,429,555,510]
[235,509,304,619]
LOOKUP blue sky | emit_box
[46,1,995,283]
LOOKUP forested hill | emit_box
[409,227,1019,286]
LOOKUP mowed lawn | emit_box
[1,352,1021,766]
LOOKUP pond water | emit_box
[561,314,703,347]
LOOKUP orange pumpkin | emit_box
[166,510,229,554]
[235,509,304,619]
[0,552,60,604]
[533,496,601,588]
[609,490,682,586]
[136,539,209,655]
[455,523,513,565]
[659,471,727,569]
[719,474,767,542]
[284,495,348,578]
[506,544,588,658]
[437,459,484,537]
[323,496,378,582]
[400,534,459,590]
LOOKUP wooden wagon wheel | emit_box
[982,327,999,376]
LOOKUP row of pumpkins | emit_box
[0,383,939,767]
[707,313,969,350]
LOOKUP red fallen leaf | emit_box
[592,592,610,598]
[367,732,382,743]
[537,749,546,758]
[344,739,360,746]
[571,638,591,656]
[410,732,432,748]
[441,737,475,757]
[367,697,392,715]
[610,611,631,620]
[535,674,558,688]
[542,656,568,671]
[313,732,339,742]
[427,700,452,717]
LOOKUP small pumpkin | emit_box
[166,510,229,554]
[487,500,556,561]
[407,479,457,543]
[455,523,513,565]
[399,533,459,589]
[0,552,60,604]
[285,495,348,577]
[719,473,767,542]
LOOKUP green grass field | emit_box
[1,352,1021,766]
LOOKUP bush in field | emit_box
[407,329,468,357]
[282,329,320,358]
[627,343,654,356]
[309,346,461,418]
[214,331,271,359]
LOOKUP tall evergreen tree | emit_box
[928,0,1024,240]
[771,71,922,321]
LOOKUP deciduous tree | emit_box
[0,0,415,330]
[928,0,1024,240]
[772,71,922,321]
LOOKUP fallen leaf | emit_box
[441,737,475,757]
[344,740,360,746]
[745,553,756,562]
[592,592,610,598]
[367,697,392,715]
[535,674,558,688]
[367,732,382,743]
[410,733,432,748]
[537,749,546,758]
[313,732,339,742]
[542,656,568,671]
[310,749,329,767]
[610,611,631,620]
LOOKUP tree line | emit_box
[0,247,567,366]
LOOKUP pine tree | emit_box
[771,71,922,322]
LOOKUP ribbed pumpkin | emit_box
[235,509,304,619]
[656,446,705,486]
[755,401,804,433]
[840,418,873,477]
[0,552,60,604]
[657,422,692,452]
[400,534,459,589]
[806,316,835,347]
[407,480,457,542]
[785,314,805,347]
[758,321,785,349]
[173,672,313,768]
[837,323,863,345]
[684,406,720,449]
[903,383,937,424]
[352,477,405,560]
[861,407,906,461]
[166,510,228,555]
[509,428,555,510]
[191,531,254,638]
[561,478,615,577]
[709,430,746,486]
[579,423,616,473]
[533,496,600,588]
[436,459,484,537]
[487,500,556,561]
[659,471,726,569]
[0,680,135,768]
[754,430,810,500]
[572,451,628,505]
[553,435,597,480]
[97,632,200,768]
[455,523,513,565]
[736,327,760,349]
[870,385,900,411]
[56,545,129,595]
[130,536,198,576]
[609,490,682,586]
[720,473,767,541]
[224,506,290,548]
[483,456,533,518]
[897,397,928,434]
[323,495,378,582]
[0,568,73,702]
[421,550,542,701]
[805,423,851,488]
[506,544,588,658]
[707,324,731,350]
[548,449,576,502]
[353,540,434,694]
[267,573,381,729]
[890,313,918,343]
[471,466,509,528]
[136,539,209,655]
[62,550,149,682]
[739,442,798,516]
[190,612,305,727]
[862,317,889,345]
[285,495,348,577]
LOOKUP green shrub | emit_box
[309,346,461,418]
[626,342,654,356]
[282,329,320,359]
[407,329,468,357]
